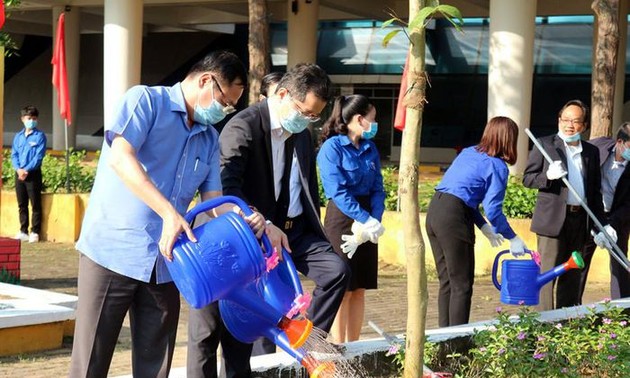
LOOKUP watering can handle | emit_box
[183,195,274,258]
[491,249,533,290]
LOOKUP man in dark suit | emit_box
[579,122,630,300]
[523,99,607,311]
[186,63,350,378]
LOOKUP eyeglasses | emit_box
[212,77,236,115]
[560,118,585,126]
[288,94,321,122]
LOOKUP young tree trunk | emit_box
[402,1,428,377]
[248,0,270,105]
[591,0,619,138]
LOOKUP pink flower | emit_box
[555,323,563,330]
[610,333,617,339]
[517,331,526,340]
[608,355,617,361]
[387,344,400,355]
[531,250,542,266]
[620,320,627,327]
[533,352,546,360]
[603,297,611,303]
[603,318,612,325]
[518,300,525,306]
[496,306,502,313]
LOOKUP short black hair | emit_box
[558,99,589,123]
[260,72,283,97]
[187,50,247,87]
[21,105,39,118]
[276,63,331,102]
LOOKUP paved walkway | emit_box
[0,242,610,377]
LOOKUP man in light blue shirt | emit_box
[69,51,264,378]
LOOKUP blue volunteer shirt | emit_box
[436,146,516,239]
[11,128,47,172]
[76,83,222,284]
[317,135,386,222]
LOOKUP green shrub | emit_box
[316,166,536,218]
[0,267,19,284]
[502,175,537,219]
[2,149,98,193]
[461,301,630,377]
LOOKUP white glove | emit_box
[360,216,385,244]
[340,221,371,259]
[480,224,505,248]
[546,160,567,180]
[594,225,618,250]
[509,236,527,257]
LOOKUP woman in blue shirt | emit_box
[426,116,527,327]
[317,94,386,343]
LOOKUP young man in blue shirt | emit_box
[11,105,46,243]
[69,51,265,378]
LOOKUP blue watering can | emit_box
[492,249,585,305]
[165,196,334,377]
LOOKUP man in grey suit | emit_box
[580,122,630,300]
[523,99,608,311]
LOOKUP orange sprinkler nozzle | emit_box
[278,317,313,349]
[302,356,336,378]
[309,361,336,378]
[564,251,585,270]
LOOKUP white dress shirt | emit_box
[564,141,586,206]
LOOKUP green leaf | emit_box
[436,4,463,22]
[381,18,396,28]
[409,6,436,30]
[382,29,402,47]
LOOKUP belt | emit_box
[567,205,583,213]
[284,215,303,231]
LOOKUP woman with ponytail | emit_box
[317,95,386,343]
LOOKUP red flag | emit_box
[393,53,409,131]
[52,13,72,125]
[0,1,6,30]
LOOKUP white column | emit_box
[488,0,537,175]
[613,0,628,131]
[52,6,80,150]
[103,0,143,128]
[287,0,319,68]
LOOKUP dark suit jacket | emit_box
[219,99,326,240]
[523,134,604,237]
[589,137,630,240]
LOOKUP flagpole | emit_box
[64,119,70,192]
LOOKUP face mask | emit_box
[281,108,311,134]
[193,83,234,126]
[24,119,37,129]
[558,130,581,143]
[621,144,630,162]
[362,122,378,139]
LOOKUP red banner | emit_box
[52,13,72,125]
[393,53,409,131]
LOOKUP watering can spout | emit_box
[536,251,585,288]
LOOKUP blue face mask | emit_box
[621,144,630,162]
[281,108,311,134]
[362,122,378,139]
[24,119,37,129]
[558,130,581,143]
[194,83,235,126]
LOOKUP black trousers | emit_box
[187,217,350,375]
[15,169,43,234]
[426,192,475,327]
[536,209,587,311]
[580,221,630,300]
[69,254,180,378]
